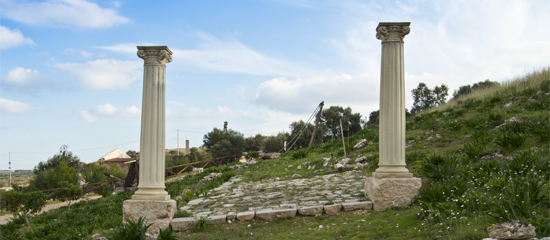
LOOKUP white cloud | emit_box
[54,59,141,89]
[0,98,33,113]
[99,33,314,77]
[167,101,241,119]
[254,73,379,114]
[0,25,34,50]
[1,0,130,29]
[1,67,50,87]
[64,48,92,58]
[80,103,140,122]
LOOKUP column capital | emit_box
[376,22,410,43]
[137,46,173,66]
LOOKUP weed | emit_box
[108,216,152,240]
[527,119,550,142]
[495,132,526,148]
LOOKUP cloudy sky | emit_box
[1,0,549,170]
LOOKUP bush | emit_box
[245,151,260,160]
[97,183,115,198]
[527,119,550,142]
[462,141,485,161]
[291,149,308,159]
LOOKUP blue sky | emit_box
[1,0,549,170]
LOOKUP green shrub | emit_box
[462,141,485,161]
[495,132,526,148]
[419,155,458,181]
[96,183,115,198]
[527,119,550,142]
[291,149,308,159]
[108,216,152,240]
[157,226,178,240]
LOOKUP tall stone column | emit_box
[132,46,172,200]
[364,23,421,211]
[374,22,412,178]
[123,46,176,234]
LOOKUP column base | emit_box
[122,200,177,234]
[364,177,421,211]
[372,172,414,178]
[131,187,170,200]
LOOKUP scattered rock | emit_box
[339,158,350,165]
[487,220,536,240]
[355,156,367,164]
[531,147,539,153]
[203,173,222,181]
[308,165,315,170]
[480,152,512,162]
[322,161,332,168]
[426,134,441,141]
[292,174,302,178]
[405,140,415,148]
[193,167,204,173]
[322,157,331,161]
[90,234,106,240]
[227,212,237,221]
[353,139,369,150]
[494,117,523,131]
[355,163,365,168]
[504,101,514,107]
[297,162,309,169]
[334,163,346,172]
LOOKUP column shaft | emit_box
[373,22,413,178]
[132,46,172,200]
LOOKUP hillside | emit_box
[1,68,548,239]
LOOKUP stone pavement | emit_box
[172,170,372,231]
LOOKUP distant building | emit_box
[98,148,132,173]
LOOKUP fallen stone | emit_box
[364,177,421,211]
[171,217,196,232]
[353,139,368,150]
[206,215,226,225]
[255,208,297,221]
[339,158,350,165]
[236,211,255,221]
[308,165,315,170]
[292,174,302,178]
[322,157,331,161]
[487,220,536,240]
[323,161,332,167]
[324,204,341,215]
[342,201,372,212]
[355,156,367,163]
[187,198,204,205]
[298,206,323,216]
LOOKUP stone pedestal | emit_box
[132,46,173,201]
[122,200,177,234]
[364,177,420,211]
[365,22,421,211]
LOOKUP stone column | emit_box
[373,22,412,178]
[123,46,176,234]
[365,23,421,211]
[132,46,172,201]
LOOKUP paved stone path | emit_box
[172,170,372,231]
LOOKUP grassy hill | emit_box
[1,68,548,239]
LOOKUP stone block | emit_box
[487,220,536,239]
[255,208,297,221]
[324,204,341,215]
[227,212,237,221]
[122,200,176,234]
[364,177,421,211]
[171,217,196,232]
[298,206,323,216]
[206,215,227,225]
[236,211,255,221]
[342,201,372,212]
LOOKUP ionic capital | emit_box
[376,22,410,43]
[137,46,173,66]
